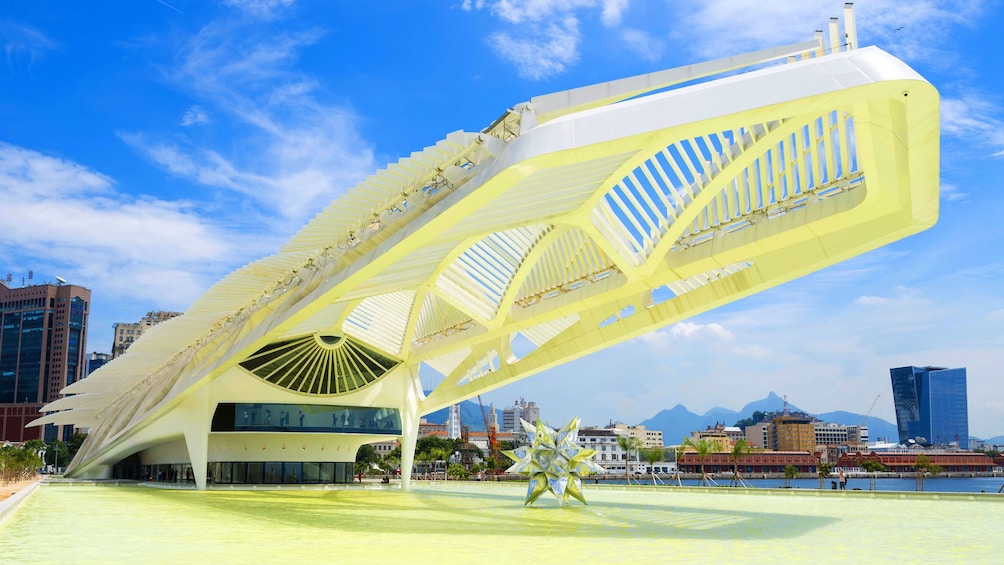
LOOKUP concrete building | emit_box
[87,352,112,375]
[0,278,90,442]
[745,422,771,448]
[36,13,942,489]
[769,415,816,453]
[606,422,664,448]
[500,399,539,432]
[112,311,182,359]
[890,366,969,449]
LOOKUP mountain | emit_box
[423,397,497,432]
[815,410,898,443]
[639,391,898,446]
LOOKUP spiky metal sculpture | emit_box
[503,417,605,506]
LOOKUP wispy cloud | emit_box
[471,0,630,79]
[667,1,986,62]
[123,21,376,227]
[620,28,663,62]
[941,95,1004,156]
[223,0,295,19]
[0,142,238,307]
[1,22,56,70]
[488,17,581,80]
[180,105,210,126]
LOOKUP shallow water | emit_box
[608,476,1004,493]
[1,482,1001,563]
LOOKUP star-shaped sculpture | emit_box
[503,417,605,506]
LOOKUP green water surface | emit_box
[2,483,1001,563]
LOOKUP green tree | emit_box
[416,451,435,478]
[429,447,451,480]
[45,440,69,471]
[66,433,88,461]
[913,454,941,491]
[682,437,717,486]
[817,462,835,490]
[783,465,799,487]
[733,410,769,429]
[728,440,753,487]
[640,448,665,484]
[447,463,470,480]
[860,460,886,473]
[355,444,380,467]
[616,435,643,484]
[0,444,42,483]
[380,454,399,475]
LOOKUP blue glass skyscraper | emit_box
[890,366,969,449]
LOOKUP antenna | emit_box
[55,276,68,285]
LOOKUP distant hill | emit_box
[639,391,899,446]
[423,397,497,432]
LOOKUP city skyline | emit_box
[2,2,1002,437]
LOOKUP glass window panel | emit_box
[264,462,282,483]
[302,462,320,484]
[233,462,247,484]
[246,462,262,483]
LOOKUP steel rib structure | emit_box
[37,33,939,489]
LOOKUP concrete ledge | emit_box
[0,480,41,526]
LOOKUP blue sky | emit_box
[2,1,1003,437]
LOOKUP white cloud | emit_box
[940,182,968,202]
[667,0,986,62]
[855,295,889,305]
[599,0,629,27]
[470,1,635,79]
[223,0,294,19]
[670,321,734,341]
[941,95,1004,155]
[124,21,376,226]
[0,142,239,307]
[488,17,581,80]
[0,22,56,67]
[180,105,210,126]
[620,28,663,62]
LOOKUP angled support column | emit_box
[182,386,211,490]
[399,365,423,491]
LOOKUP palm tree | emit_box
[640,448,665,484]
[913,454,941,491]
[783,464,799,488]
[616,436,643,484]
[817,462,835,490]
[682,437,717,486]
[429,447,451,480]
[728,440,752,487]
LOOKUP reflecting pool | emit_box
[2,482,1002,563]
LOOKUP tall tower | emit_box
[446,404,462,439]
[0,277,90,441]
[890,366,969,449]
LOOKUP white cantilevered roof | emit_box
[40,38,939,477]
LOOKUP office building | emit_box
[112,311,182,358]
[890,366,969,449]
[769,414,816,453]
[0,278,90,441]
[501,399,539,432]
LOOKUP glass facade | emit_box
[211,402,402,435]
[890,366,969,449]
